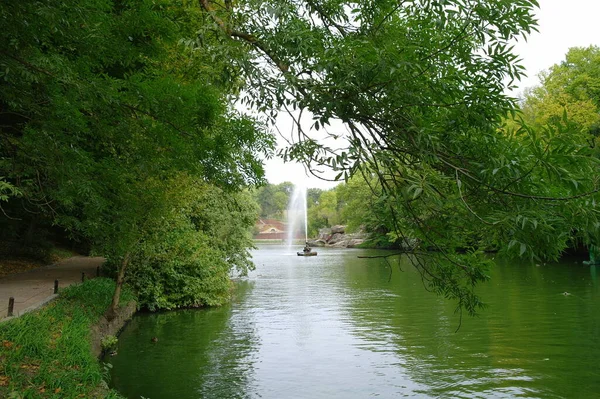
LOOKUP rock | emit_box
[346,239,364,248]
[309,227,368,248]
[331,225,346,234]
[331,240,348,248]
[318,228,332,240]
[328,233,344,244]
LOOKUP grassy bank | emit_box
[0,278,135,398]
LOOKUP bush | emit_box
[101,335,118,352]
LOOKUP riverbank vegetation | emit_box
[1,0,272,314]
[0,278,134,398]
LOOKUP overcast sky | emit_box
[262,0,600,189]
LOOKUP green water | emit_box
[107,245,600,398]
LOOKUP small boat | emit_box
[298,243,317,256]
[297,251,318,256]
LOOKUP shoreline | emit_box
[0,278,135,398]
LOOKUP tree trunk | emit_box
[105,252,131,321]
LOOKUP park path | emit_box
[0,256,104,321]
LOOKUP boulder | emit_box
[400,238,419,250]
[318,227,332,239]
[346,239,365,248]
[331,225,346,234]
[331,240,348,248]
[328,233,344,244]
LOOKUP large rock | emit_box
[346,239,365,248]
[328,233,345,244]
[309,226,367,248]
[318,228,332,241]
[331,225,346,234]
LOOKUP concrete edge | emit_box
[0,294,59,324]
[90,301,138,358]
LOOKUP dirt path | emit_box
[0,256,104,320]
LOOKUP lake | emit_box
[107,244,600,398]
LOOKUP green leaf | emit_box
[520,243,527,256]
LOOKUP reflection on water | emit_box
[108,245,600,398]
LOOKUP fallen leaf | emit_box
[0,375,10,386]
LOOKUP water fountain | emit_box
[286,184,317,256]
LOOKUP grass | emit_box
[0,278,135,398]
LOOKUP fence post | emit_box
[7,297,14,317]
[54,279,59,294]
[81,272,86,282]
[96,266,100,277]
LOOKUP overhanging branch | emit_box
[198,0,289,73]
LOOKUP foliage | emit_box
[1,0,273,314]
[0,278,133,398]
[305,174,405,247]
[253,181,294,219]
[307,189,339,233]
[198,0,600,315]
[520,46,600,139]
[123,178,259,310]
[0,178,20,203]
[101,335,118,352]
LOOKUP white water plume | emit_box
[287,184,308,250]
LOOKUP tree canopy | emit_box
[0,0,273,315]
[198,0,600,315]
[520,46,600,138]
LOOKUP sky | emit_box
[262,0,600,189]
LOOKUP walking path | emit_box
[0,256,104,321]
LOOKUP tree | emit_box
[198,0,600,315]
[1,0,273,318]
[253,181,295,219]
[520,46,600,138]
[308,189,338,231]
[125,177,259,310]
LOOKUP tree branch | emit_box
[122,104,192,138]
[198,0,289,72]
[440,156,600,202]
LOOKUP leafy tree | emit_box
[125,177,259,310]
[307,189,338,234]
[1,0,272,317]
[253,181,295,219]
[198,0,600,315]
[337,175,390,235]
[521,46,600,138]
[307,188,323,208]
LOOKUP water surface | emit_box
[108,245,600,398]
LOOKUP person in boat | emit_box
[303,242,311,253]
